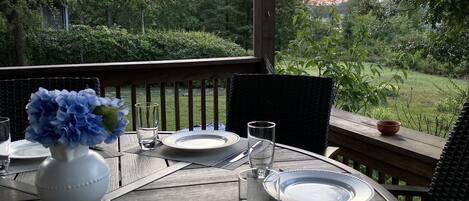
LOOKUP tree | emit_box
[277,7,404,112]
[0,0,48,65]
[275,0,303,50]
[413,0,469,75]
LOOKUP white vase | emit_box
[35,145,109,201]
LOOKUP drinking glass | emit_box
[238,168,279,201]
[248,121,276,178]
[0,117,10,176]
[135,102,159,150]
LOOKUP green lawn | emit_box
[367,68,468,137]
[303,63,468,137]
[105,86,226,131]
[107,69,468,137]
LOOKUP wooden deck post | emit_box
[254,0,276,73]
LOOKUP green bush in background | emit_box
[0,25,247,66]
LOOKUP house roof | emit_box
[305,0,348,6]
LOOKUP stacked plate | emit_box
[162,130,240,151]
[263,170,375,201]
[9,140,50,159]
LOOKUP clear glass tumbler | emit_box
[247,121,276,178]
[238,168,279,201]
[135,102,159,150]
[0,117,10,176]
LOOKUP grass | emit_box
[105,85,226,131]
[107,68,468,137]
[367,67,468,137]
[302,62,468,137]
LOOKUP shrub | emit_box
[1,25,247,66]
[277,8,404,113]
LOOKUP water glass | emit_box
[0,117,10,176]
[248,121,276,178]
[135,102,159,150]
[238,168,279,201]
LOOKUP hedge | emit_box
[0,25,247,66]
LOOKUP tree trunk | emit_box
[7,9,27,66]
[14,19,27,66]
[140,6,145,34]
[105,9,112,27]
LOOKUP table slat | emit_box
[115,182,239,201]
[139,159,343,191]
[0,186,38,201]
[120,154,168,186]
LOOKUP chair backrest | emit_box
[225,74,333,154]
[0,77,100,141]
[428,100,469,200]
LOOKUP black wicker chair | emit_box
[0,77,100,141]
[385,99,469,200]
[225,74,334,155]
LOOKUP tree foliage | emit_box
[277,7,405,113]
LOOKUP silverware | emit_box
[229,141,262,163]
[90,146,105,151]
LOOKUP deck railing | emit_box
[0,56,265,131]
[0,57,445,200]
[329,109,445,201]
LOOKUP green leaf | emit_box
[93,106,119,133]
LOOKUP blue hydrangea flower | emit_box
[25,88,128,148]
[25,88,61,147]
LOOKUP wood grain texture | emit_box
[0,57,264,86]
[103,162,190,201]
[119,134,139,152]
[98,137,121,192]
[329,109,444,186]
[159,83,167,131]
[115,181,240,201]
[14,172,36,186]
[213,79,219,130]
[130,85,137,131]
[0,186,38,201]
[106,158,121,192]
[253,0,275,68]
[140,160,344,190]
[201,80,206,130]
[145,84,151,103]
[225,78,231,113]
[119,154,168,186]
[174,82,180,130]
[0,178,37,196]
[188,80,193,131]
[331,109,445,148]
[5,133,392,201]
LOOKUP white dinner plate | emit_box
[10,140,50,159]
[263,170,374,201]
[162,130,240,150]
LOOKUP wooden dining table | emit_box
[0,132,396,201]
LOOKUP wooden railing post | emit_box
[254,0,275,71]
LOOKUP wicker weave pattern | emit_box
[0,77,100,141]
[428,100,469,201]
[225,74,333,154]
